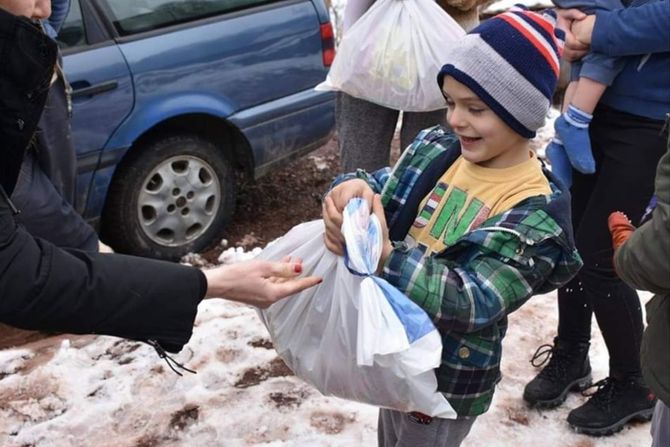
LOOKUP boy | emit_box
[546,0,649,188]
[323,7,583,446]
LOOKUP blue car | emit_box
[58,0,336,260]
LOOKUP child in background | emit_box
[322,7,582,446]
[546,0,647,187]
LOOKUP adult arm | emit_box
[0,211,320,351]
[342,0,376,32]
[590,0,670,56]
[0,204,206,352]
[614,147,670,294]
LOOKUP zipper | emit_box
[477,226,535,246]
[0,186,20,215]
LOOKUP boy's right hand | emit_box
[322,179,375,255]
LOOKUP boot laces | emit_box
[530,344,572,381]
[581,378,623,410]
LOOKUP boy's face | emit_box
[442,76,530,169]
[0,0,50,20]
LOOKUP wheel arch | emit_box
[125,113,254,175]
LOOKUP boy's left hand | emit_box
[372,194,393,275]
[608,211,635,251]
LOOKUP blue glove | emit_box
[546,138,573,189]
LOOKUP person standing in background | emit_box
[336,0,488,173]
[523,1,669,436]
[11,0,99,252]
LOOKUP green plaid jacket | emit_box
[332,126,583,416]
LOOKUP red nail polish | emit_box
[294,264,302,273]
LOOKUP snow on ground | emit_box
[0,240,653,446]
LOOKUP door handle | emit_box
[71,80,118,99]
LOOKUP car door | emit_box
[58,0,134,216]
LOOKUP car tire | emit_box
[101,134,236,261]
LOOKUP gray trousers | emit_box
[651,400,670,447]
[336,92,446,172]
[378,408,476,447]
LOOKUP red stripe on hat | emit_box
[498,14,560,77]
[519,10,555,37]
[520,10,564,55]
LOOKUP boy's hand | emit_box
[372,194,393,275]
[608,211,635,251]
[323,179,375,255]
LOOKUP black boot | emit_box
[567,377,657,436]
[523,338,592,408]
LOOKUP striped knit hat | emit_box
[438,6,565,138]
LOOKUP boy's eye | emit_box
[469,107,485,114]
[444,98,455,107]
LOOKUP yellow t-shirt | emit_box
[408,152,551,255]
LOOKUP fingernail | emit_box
[294,264,302,273]
[317,278,323,284]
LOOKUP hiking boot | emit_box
[523,338,592,409]
[567,377,657,436]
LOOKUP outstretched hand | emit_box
[203,257,322,308]
[322,179,375,255]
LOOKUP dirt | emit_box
[169,404,200,431]
[205,137,342,261]
[233,357,294,389]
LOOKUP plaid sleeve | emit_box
[329,167,392,195]
[382,237,562,333]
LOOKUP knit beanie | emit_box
[437,6,565,138]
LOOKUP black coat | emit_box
[0,9,205,353]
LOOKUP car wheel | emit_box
[101,134,236,260]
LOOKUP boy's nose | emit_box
[447,109,465,130]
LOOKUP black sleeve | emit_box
[0,201,207,353]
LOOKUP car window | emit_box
[98,0,279,36]
[57,0,87,49]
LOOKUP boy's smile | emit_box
[442,76,532,169]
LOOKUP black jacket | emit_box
[0,9,206,353]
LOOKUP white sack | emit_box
[316,0,465,111]
[257,198,455,417]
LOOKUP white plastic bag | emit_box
[257,198,455,418]
[316,0,465,112]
